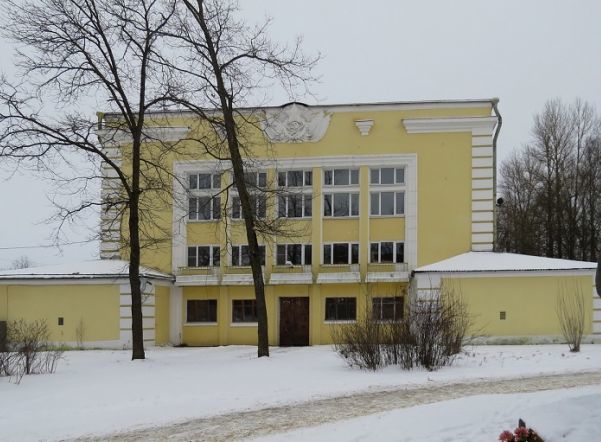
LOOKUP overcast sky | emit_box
[1,0,600,268]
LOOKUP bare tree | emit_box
[0,0,179,359]
[162,0,319,357]
[556,284,586,352]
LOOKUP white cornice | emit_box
[402,117,498,135]
[97,126,190,146]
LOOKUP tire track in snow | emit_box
[79,370,601,442]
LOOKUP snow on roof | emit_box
[0,259,172,281]
[414,252,597,274]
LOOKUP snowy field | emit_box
[1,345,601,441]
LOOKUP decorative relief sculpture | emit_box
[262,102,331,143]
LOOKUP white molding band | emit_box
[402,116,498,135]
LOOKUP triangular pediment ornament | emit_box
[262,102,332,143]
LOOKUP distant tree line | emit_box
[497,99,601,262]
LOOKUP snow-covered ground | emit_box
[254,386,601,441]
[1,345,600,441]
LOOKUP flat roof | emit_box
[414,252,597,274]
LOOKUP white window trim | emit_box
[370,191,405,217]
[187,245,221,268]
[188,196,221,222]
[188,172,222,191]
[277,169,313,188]
[230,193,267,220]
[275,243,312,266]
[369,241,405,264]
[278,192,313,219]
[322,168,360,188]
[322,242,360,265]
[230,245,266,267]
[370,167,406,186]
[323,192,360,218]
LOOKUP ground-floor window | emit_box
[232,299,258,323]
[187,299,217,323]
[325,297,356,321]
[372,296,403,321]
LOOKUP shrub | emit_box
[331,310,384,371]
[555,283,585,352]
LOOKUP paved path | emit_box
[82,370,601,441]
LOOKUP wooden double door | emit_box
[279,297,310,346]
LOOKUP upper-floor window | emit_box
[189,196,221,221]
[370,241,404,263]
[188,245,221,267]
[189,172,221,190]
[278,193,312,218]
[324,168,359,186]
[276,244,312,266]
[323,243,359,265]
[231,245,266,266]
[370,191,404,216]
[239,171,267,188]
[370,167,404,185]
[231,195,267,219]
[324,192,359,217]
[278,170,312,187]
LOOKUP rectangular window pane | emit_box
[187,247,197,267]
[288,194,302,218]
[258,173,267,187]
[372,298,382,320]
[324,194,332,216]
[351,193,359,216]
[288,244,302,265]
[396,192,405,215]
[333,243,348,264]
[396,242,405,263]
[324,170,332,185]
[198,196,212,220]
[304,244,312,265]
[241,245,250,266]
[244,172,257,187]
[381,168,395,184]
[370,169,379,184]
[304,194,312,217]
[213,247,220,267]
[304,171,312,186]
[323,244,332,264]
[232,246,240,266]
[288,171,303,187]
[396,168,405,184]
[370,192,379,216]
[334,193,349,216]
[189,174,198,190]
[276,245,286,265]
[257,195,266,218]
[198,173,211,189]
[212,197,221,220]
[351,244,359,264]
[213,174,221,189]
[232,196,241,219]
[350,169,359,185]
[278,172,286,187]
[381,192,394,216]
[189,198,198,220]
[278,195,286,218]
[197,246,211,266]
[325,298,356,321]
[370,243,379,263]
[334,169,349,186]
[232,300,257,322]
[380,242,394,263]
[187,300,217,323]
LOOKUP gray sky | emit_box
[1,0,601,268]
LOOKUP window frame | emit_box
[277,170,313,188]
[187,245,221,267]
[231,245,266,267]
[324,297,357,322]
[275,243,312,266]
[232,299,258,323]
[369,241,405,264]
[323,168,359,187]
[370,191,405,216]
[372,296,404,322]
[186,299,218,324]
[370,167,405,185]
[323,243,359,265]
[278,192,313,218]
[188,172,222,190]
[323,192,360,217]
[188,196,221,221]
[230,193,267,219]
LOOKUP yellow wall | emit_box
[154,285,170,345]
[447,275,593,337]
[0,284,120,342]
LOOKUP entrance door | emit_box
[279,297,309,346]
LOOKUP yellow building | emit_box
[1,99,599,347]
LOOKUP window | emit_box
[187,245,220,267]
[232,299,257,323]
[324,168,359,186]
[276,244,312,265]
[231,245,266,266]
[325,297,356,321]
[323,243,359,265]
[370,167,404,185]
[278,193,312,218]
[187,300,217,323]
[239,171,267,188]
[500,311,507,320]
[231,195,267,219]
[370,242,404,263]
[372,297,403,321]
[189,173,221,190]
[278,170,312,187]
[324,193,359,217]
[189,196,221,220]
[370,191,404,216]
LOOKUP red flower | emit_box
[514,427,530,440]
[499,430,514,442]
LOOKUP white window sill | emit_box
[230,322,258,327]
[369,214,405,218]
[188,219,220,223]
[323,216,360,219]
[184,322,218,327]
[324,320,357,324]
